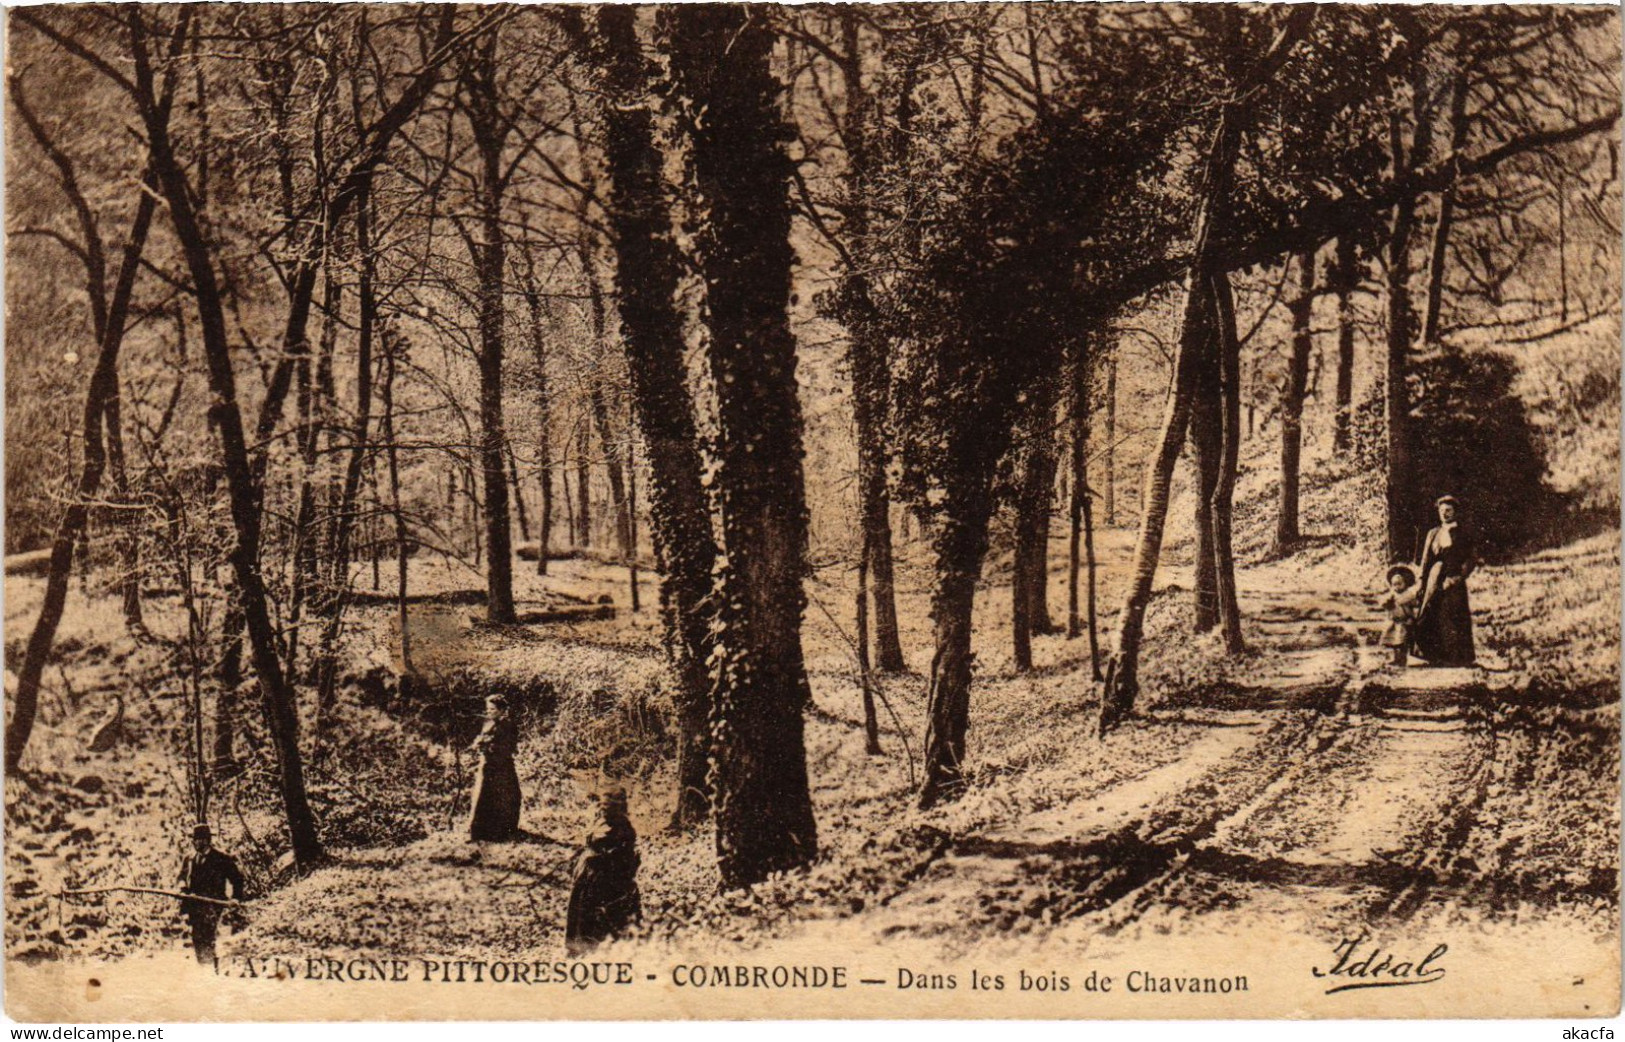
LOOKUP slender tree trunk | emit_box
[137,32,323,865]
[1209,271,1247,654]
[1082,438,1102,679]
[506,440,530,542]
[7,174,157,771]
[1556,182,1569,324]
[1012,376,1062,669]
[591,4,720,828]
[577,239,633,560]
[314,188,377,710]
[1101,277,1208,733]
[522,276,554,576]
[1066,342,1103,678]
[1104,353,1117,524]
[625,435,640,612]
[666,4,818,885]
[830,12,907,676]
[1012,513,1033,673]
[856,534,882,755]
[321,206,376,618]
[383,311,412,675]
[212,598,243,775]
[289,274,339,675]
[537,448,554,575]
[588,383,632,560]
[105,387,143,632]
[1333,235,1358,453]
[575,421,592,548]
[572,113,635,567]
[561,466,576,551]
[1067,349,1086,641]
[1276,251,1314,554]
[855,348,906,672]
[1422,68,1469,346]
[1191,330,1221,631]
[1025,432,1060,636]
[1101,81,1251,732]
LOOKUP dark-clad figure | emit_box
[1381,564,1419,667]
[178,823,246,966]
[468,693,521,841]
[1414,495,1477,666]
[565,788,641,955]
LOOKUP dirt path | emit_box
[808,575,1563,951]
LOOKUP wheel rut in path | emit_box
[869,711,1339,941]
[855,582,1534,944]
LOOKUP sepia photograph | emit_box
[2,1,1620,1023]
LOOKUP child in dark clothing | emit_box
[1381,565,1419,667]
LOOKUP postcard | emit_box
[5,2,1619,1022]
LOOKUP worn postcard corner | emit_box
[4,1,1621,1024]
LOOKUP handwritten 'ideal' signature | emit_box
[1312,932,1448,995]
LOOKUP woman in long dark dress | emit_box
[1413,495,1477,665]
[565,788,641,954]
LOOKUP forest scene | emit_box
[3,3,1621,1016]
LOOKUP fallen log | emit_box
[4,549,52,577]
[514,604,616,625]
[513,542,656,570]
[345,588,487,607]
[471,603,618,628]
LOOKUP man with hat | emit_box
[177,822,247,966]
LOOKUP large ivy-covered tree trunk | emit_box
[665,5,818,886]
[1385,33,1444,563]
[590,5,720,829]
[466,36,517,626]
[919,500,993,808]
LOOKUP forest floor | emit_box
[5,502,1618,999]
